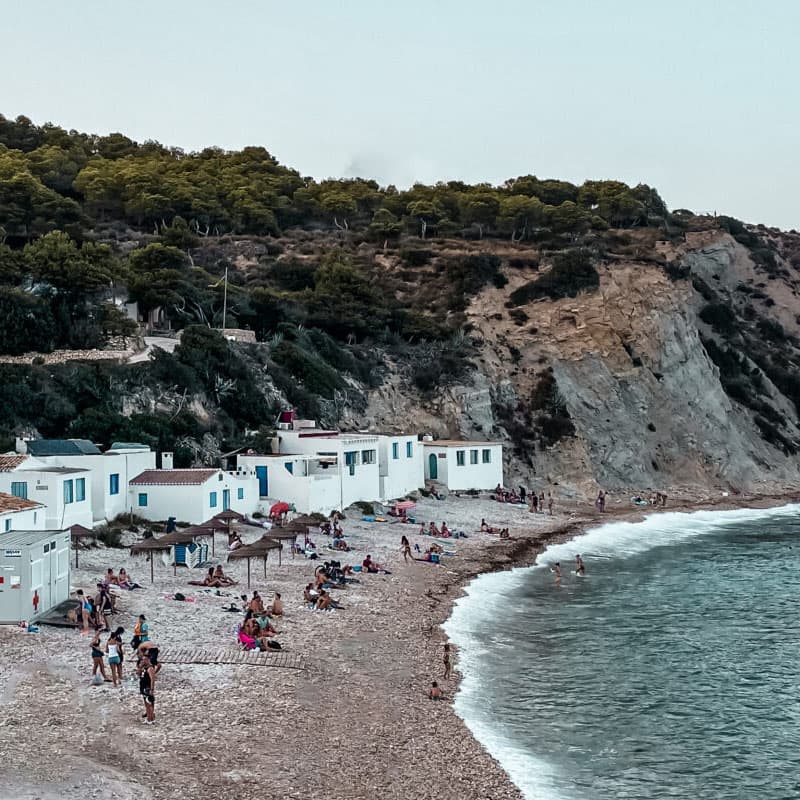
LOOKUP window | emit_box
[10,481,27,499]
[456,450,465,466]
[63,480,74,504]
[362,450,376,465]
[76,478,86,502]
[344,451,358,467]
[209,491,218,508]
[138,493,148,507]
[482,449,492,464]
[392,442,399,460]
[4,519,10,532]
[406,441,413,458]
[470,449,478,465]
[237,487,244,500]
[109,474,120,495]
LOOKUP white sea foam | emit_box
[540,502,800,567]
[444,502,800,800]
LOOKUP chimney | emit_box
[15,437,28,454]
[161,452,174,470]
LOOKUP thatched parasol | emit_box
[227,536,282,588]
[70,524,96,568]
[178,524,218,555]
[289,514,320,527]
[129,536,173,583]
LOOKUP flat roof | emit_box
[0,529,69,549]
[422,440,503,447]
[28,467,90,475]
[131,469,218,486]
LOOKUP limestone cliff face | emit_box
[363,231,800,496]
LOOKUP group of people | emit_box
[197,565,238,588]
[479,519,510,538]
[529,491,554,515]
[238,590,284,649]
[87,611,161,724]
[550,554,586,585]
[493,484,527,504]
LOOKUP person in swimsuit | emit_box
[268,592,284,617]
[139,655,157,724]
[401,535,412,563]
[76,589,91,634]
[443,643,452,679]
[106,631,122,687]
[552,562,562,585]
[90,631,110,682]
[575,554,586,576]
[428,681,443,700]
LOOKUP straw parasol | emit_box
[264,525,306,559]
[70,524,96,568]
[289,514,320,527]
[227,536,282,588]
[129,536,173,583]
[178,524,217,555]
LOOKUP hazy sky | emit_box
[3,1,798,229]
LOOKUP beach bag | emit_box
[173,592,186,601]
[266,640,281,650]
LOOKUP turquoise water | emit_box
[445,505,800,800]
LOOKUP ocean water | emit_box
[444,504,800,800]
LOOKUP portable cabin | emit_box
[0,529,70,624]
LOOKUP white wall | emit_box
[34,449,156,523]
[378,435,424,502]
[128,471,259,524]
[0,468,93,529]
[237,455,343,515]
[0,505,46,533]
[423,444,504,491]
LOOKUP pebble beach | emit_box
[0,488,796,800]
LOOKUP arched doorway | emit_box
[428,453,438,480]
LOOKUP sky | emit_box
[2,0,798,229]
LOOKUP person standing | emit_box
[76,589,91,634]
[443,643,452,679]
[131,614,148,651]
[552,562,562,585]
[538,492,545,514]
[106,630,122,687]
[530,493,538,514]
[547,493,554,516]
[139,654,157,724]
[575,554,586,576]
[90,631,110,683]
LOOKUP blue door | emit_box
[428,453,438,480]
[255,466,268,497]
[222,489,230,510]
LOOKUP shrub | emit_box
[354,501,374,515]
[699,303,737,336]
[399,248,433,267]
[95,524,124,548]
[507,249,598,305]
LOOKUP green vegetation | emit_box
[508,249,599,306]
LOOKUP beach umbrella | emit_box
[70,524,96,568]
[213,509,244,523]
[179,524,217,555]
[227,537,282,588]
[289,514,320,527]
[257,529,300,562]
[130,536,173,584]
[270,501,290,516]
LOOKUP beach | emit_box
[0,487,797,800]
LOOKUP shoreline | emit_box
[436,489,800,800]
[0,489,797,799]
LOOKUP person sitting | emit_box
[255,610,277,637]
[213,565,236,586]
[268,592,284,617]
[228,532,243,551]
[333,537,350,552]
[315,590,332,611]
[117,568,141,590]
[105,568,119,586]
[480,518,490,532]
[320,521,331,536]
[429,542,444,554]
[429,681,443,700]
[440,522,451,537]
[500,528,510,539]
[249,591,265,614]
[303,583,319,605]
[428,521,440,536]
[202,567,224,588]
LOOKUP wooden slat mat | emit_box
[160,647,305,670]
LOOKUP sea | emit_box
[444,504,800,800]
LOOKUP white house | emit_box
[23,439,155,524]
[236,453,341,515]
[276,428,381,509]
[128,468,259,524]
[376,434,424,502]
[0,456,93,529]
[0,492,46,534]
[422,441,504,491]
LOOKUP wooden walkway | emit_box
[160,647,306,670]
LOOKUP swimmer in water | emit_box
[575,554,585,576]
[551,562,562,585]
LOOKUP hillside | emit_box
[2,113,800,497]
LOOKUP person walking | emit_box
[401,535,412,563]
[131,614,148,651]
